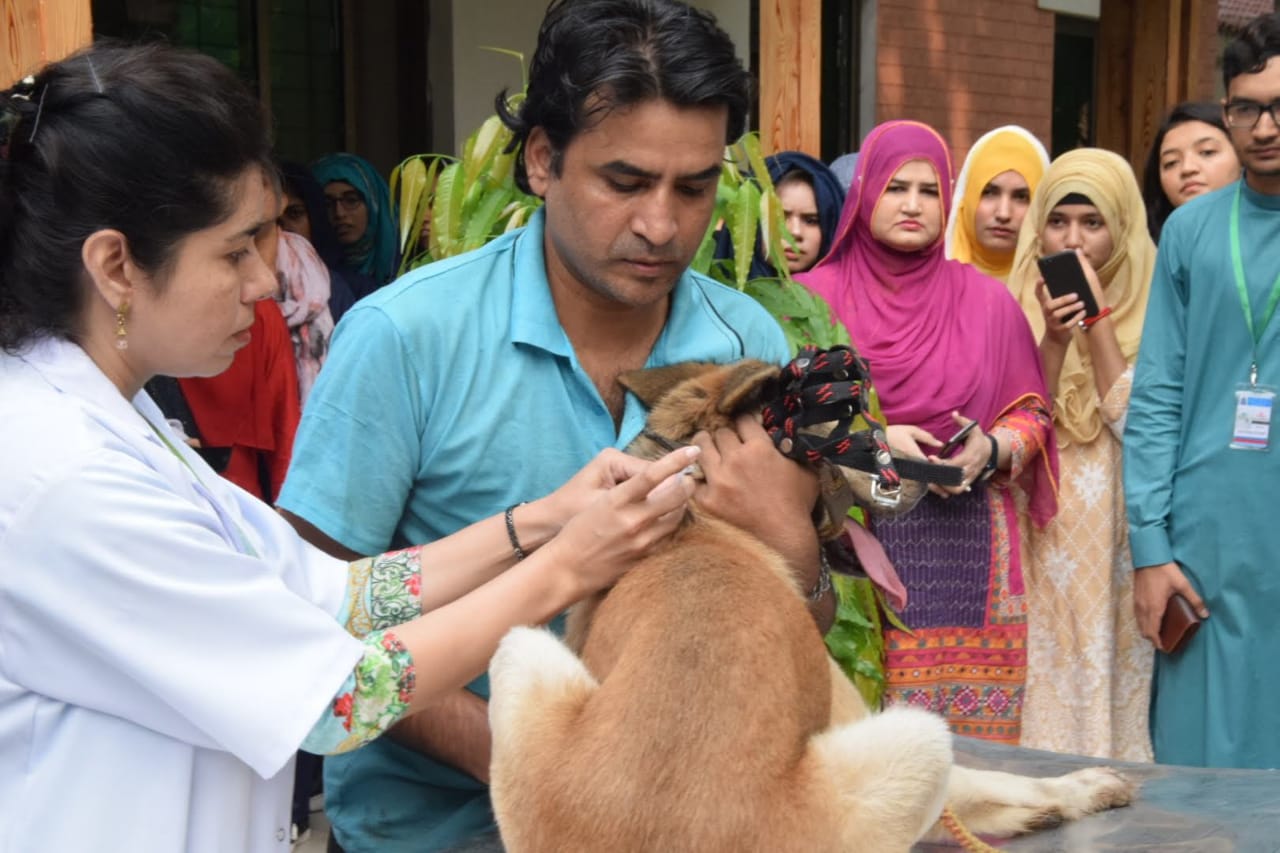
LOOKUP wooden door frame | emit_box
[2,0,93,85]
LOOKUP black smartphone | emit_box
[939,420,977,457]
[1037,250,1101,319]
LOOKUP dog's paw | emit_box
[1023,767,1137,830]
[490,626,596,699]
[492,626,577,683]
[1056,767,1138,815]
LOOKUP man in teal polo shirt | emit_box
[278,1,833,850]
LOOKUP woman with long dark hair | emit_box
[1141,101,1241,242]
[0,42,696,852]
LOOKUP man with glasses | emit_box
[1125,11,1280,769]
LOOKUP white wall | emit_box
[449,1,544,154]
[445,0,752,154]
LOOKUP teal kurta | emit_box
[1126,179,1280,769]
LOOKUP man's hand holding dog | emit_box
[690,416,833,629]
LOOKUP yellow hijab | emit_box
[1007,148,1157,446]
[946,126,1050,281]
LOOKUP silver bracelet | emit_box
[504,501,528,561]
[808,546,833,602]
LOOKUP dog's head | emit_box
[620,353,930,539]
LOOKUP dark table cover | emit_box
[443,737,1280,852]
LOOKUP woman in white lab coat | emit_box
[0,43,696,853]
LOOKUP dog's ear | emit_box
[716,361,783,416]
[619,362,718,408]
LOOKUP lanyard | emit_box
[145,416,259,557]
[1229,181,1280,385]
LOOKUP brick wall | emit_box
[874,0,1056,168]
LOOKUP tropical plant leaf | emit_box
[740,133,772,199]
[430,161,464,257]
[758,185,783,270]
[462,185,515,252]
[727,181,761,288]
[504,203,534,232]
[691,215,720,276]
[463,114,508,191]
[395,156,429,252]
[825,572,886,708]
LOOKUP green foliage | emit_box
[825,574,886,708]
[390,108,541,276]
[707,133,851,352]
[390,53,540,275]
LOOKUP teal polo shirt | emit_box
[278,207,788,852]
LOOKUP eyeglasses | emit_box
[1224,100,1280,129]
[324,191,365,213]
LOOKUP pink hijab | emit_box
[797,120,1057,526]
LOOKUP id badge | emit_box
[1231,384,1275,451]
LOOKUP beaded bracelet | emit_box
[504,502,529,561]
[808,547,833,602]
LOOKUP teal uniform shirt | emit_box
[1126,179,1280,768]
[278,208,789,851]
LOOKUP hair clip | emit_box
[10,76,36,102]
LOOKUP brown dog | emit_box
[488,359,1134,853]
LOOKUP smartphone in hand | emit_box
[938,421,978,457]
[1037,250,1101,319]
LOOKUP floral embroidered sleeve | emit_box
[300,547,423,754]
[990,397,1052,480]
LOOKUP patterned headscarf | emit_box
[311,152,398,285]
[945,126,1050,282]
[1007,148,1157,446]
[274,230,335,404]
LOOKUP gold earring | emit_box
[115,302,129,351]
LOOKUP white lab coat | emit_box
[0,338,365,852]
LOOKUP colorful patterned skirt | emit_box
[875,485,1027,744]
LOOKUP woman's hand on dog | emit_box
[538,448,661,527]
[540,446,700,598]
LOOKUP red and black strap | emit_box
[761,346,964,504]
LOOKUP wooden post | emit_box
[758,0,822,157]
[2,0,93,86]
[1095,0,1217,172]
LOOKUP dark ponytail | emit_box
[0,41,273,352]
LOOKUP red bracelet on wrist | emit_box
[1082,305,1113,329]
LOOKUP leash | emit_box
[940,806,1000,853]
[760,346,964,509]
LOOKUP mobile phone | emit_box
[1037,250,1101,319]
[939,421,977,457]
